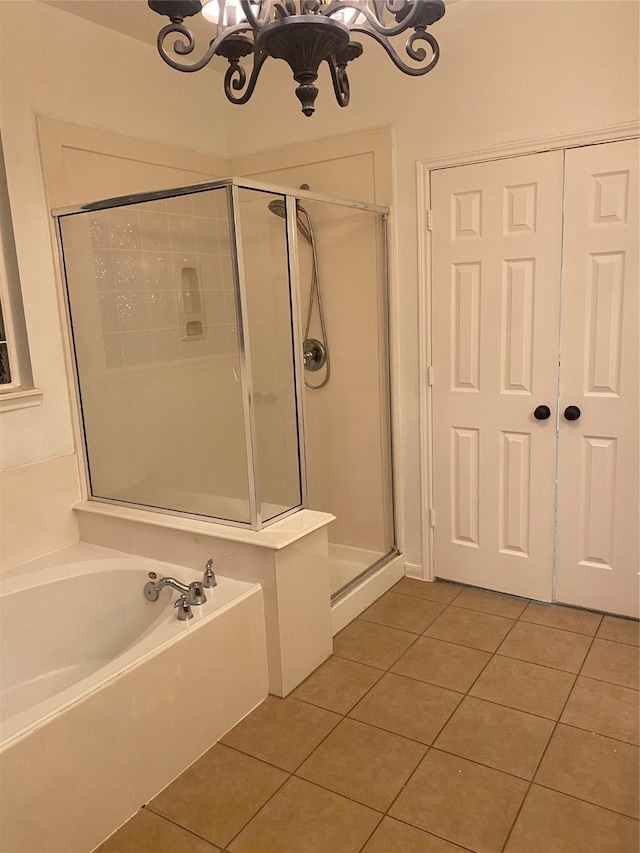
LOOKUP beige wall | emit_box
[1,0,638,571]
[0,0,228,568]
[223,0,640,567]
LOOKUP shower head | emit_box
[267,198,287,219]
[267,197,313,246]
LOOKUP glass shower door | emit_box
[296,199,395,596]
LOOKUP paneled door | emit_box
[430,139,639,617]
[555,139,639,617]
[430,151,564,601]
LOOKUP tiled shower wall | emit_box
[88,189,238,369]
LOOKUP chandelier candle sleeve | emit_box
[148,0,446,116]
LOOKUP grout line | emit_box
[461,681,577,725]
[498,620,603,852]
[531,779,640,822]
[128,583,635,853]
[444,601,530,620]
[219,768,292,849]
[557,719,640,748]
[142,807,224,850]
[355,614,425,636]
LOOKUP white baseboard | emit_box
[404,562,424,579]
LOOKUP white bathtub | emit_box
[0,543,268,853]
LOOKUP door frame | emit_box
[417,120,640,583]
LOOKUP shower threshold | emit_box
[330,545,401,603]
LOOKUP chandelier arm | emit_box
[156,20,251,72]
[238,0,267,28]
[323,1,424,37]
[406,28,440,67]
[355,27,440,75]
[224,49,268,104]
[326,56,350,108]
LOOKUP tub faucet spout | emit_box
[153,576,189,596]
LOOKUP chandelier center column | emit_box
[256,17,350,116]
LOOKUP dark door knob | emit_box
[534,405,551,420]
[564,405,581,421]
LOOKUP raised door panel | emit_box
[431,151,564,600]
[556,139,639,617]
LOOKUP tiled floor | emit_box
[97,579,640,853]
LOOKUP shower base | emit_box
[328,543,387,596]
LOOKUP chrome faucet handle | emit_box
[203,560,217,588]
[174,594,193,621]
[187,580,207,605]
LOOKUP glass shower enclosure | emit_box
[56,178,395,594]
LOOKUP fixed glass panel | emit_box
[235,188,303,522]
[298,200,394,594]
[60,188,252,524]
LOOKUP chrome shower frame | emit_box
[53,176,391,536]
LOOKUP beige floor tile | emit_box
[560,676,640,744]
[333,618,417,670]
[454,587,529,619]
[360,591,446,634]
[392,577,463,604]
[391,750,527,852]
[292,656,383,714]
[95,809,220,853]
[581,638,640,690]
[535,724,639,818]
[297,717,426,811]
[424,606,515,652]
[497,621,591,672]
[598,614,640,646]
[228,777,380,853]
[520,601,602,635]
[349,672,462,744]
[470,655,576,719]
[505,785,640,853]
[149,744,286,847]
[434,696,553,779]
[220,696,340,772]
[392,636,491,693]
[361,817,468,853]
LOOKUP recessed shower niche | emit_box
[56,178,396,598]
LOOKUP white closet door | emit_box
[431,151,564,600]
[555,139,639,617]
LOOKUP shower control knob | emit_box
[564,405,581,421]
[303,338,327,372]
[533,405,551,420]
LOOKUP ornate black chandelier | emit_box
[148,1,446,116]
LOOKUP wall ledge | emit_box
[73,501,335,551]
[0,387,43,413]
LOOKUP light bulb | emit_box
[331,5,365,26]
[202,0,252,27]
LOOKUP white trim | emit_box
[0,387,43,412]
[417,123,640,584]
[418,121,640,173]
[416,156,434,582]
[404,561,423,580]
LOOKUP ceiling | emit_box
[43,0,216,51]
[44,0,461,51]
